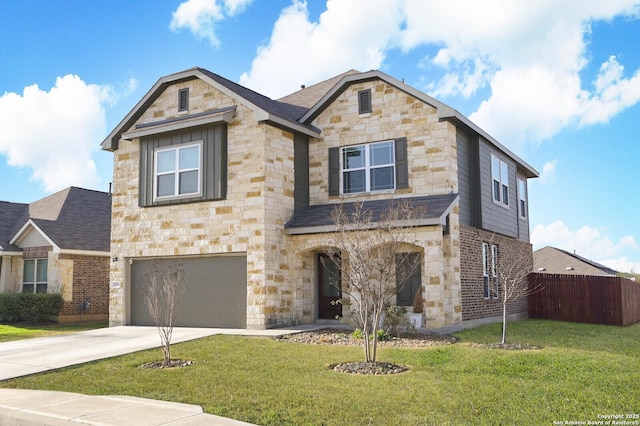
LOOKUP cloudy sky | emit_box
[1,0,640,272]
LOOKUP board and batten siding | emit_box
[478,139,519,239]
[138,123,227,207]
[456,129,482,229]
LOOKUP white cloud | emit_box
[236,0,640,150]
[0,75,122,193]
[539,159,558,184]
[598,257,640,274]
[531,220,638,263]
[170,0,253,47]
[239,0,404,98]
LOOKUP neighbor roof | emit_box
[2,187,111,253]
[533,246,618,276]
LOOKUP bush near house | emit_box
[0,293,64,323]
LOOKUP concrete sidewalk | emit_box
[0,389,254,425]
[0,324,327,425]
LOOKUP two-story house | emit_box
[101,67,538,330]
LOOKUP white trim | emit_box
[0,251,22,256]
[341,140,395,195]
[153,141,203,201]
[9,220,60,251]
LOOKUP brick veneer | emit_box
[459,225,532,321]
[58,254,109,317]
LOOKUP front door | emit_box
[318,253,342,319]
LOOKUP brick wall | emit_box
[22,246,52,259]
[59,254,109,316]
[460,225,532,321]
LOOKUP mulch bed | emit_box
[278,328,457,375]
[139,359,194,369]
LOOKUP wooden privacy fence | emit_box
[528,273,640,326]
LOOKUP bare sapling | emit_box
[142,260,186,365]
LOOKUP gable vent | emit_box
[358,89,371,114]
[178,88,189,112]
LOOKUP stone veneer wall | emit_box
[109,75,469,329]
[109,78,297,328]
[459,224,532,321]
[308,80,458,205]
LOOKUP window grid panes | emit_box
[23,259,47,294]
[342,141,394,194]
[491,155,509,206]
[154,143,201,199]
[518,178,527,218]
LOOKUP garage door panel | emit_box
[131,255,247,328]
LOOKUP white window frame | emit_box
[482,243,498,299]
[23,258,48,294]
[341,141,395,194]
[491,154,509,207]
[153,142,202,201]
[518,178,527,219]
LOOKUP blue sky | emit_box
[1,0,640,272]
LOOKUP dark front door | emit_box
[318,253,342,319]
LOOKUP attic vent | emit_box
[178,88,189,112]
[358,89,371,114]
[566,266,574,271]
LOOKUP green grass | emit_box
[0,321,107,343]
[1,319,639,425]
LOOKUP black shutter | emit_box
[395,137,408,189]
[178,88,189,112]
[358,89,371,114]
[328,147,340,196]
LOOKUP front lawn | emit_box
[1,320,638,425]
[0,321,108,343]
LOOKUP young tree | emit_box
[488,236,539,344]
[142,260,186,366]
[322,199,425,363]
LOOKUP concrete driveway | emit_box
[0,325,317,381]
[0,324,322,425]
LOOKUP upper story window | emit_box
[23,259,47,293]
[342,141,395,194]
[328,138,408,197]
[154,142,202,200]
[358,89,372,114]
[491,154,509,207]
[518,178,527,219]
[178,88,189,112]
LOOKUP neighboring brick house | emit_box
[0,187,111,322]
[101,67,538,330]
[534,246,618,276]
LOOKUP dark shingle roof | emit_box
[0,201,29,251]
[285,193,458,234]
[0,187,111,253]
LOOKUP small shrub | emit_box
[0,293,64,323]
[382,305,408,337]
[376,328,390,342]
[351,328,364,340]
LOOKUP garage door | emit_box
[131,255,247,328]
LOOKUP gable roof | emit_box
[0,201,29,252]
[101,67,538,178]
[2,187,111,254]
[299,70,538,178]
[284,193,458,235]
[101,67,321,151]
[533,246,618,276]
